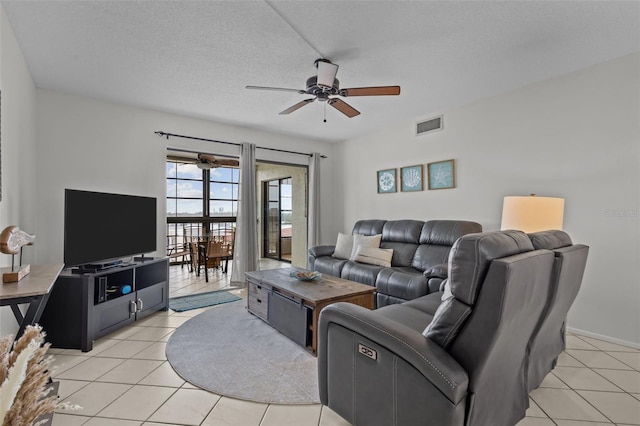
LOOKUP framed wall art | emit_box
[377,168,397,193]
[400,165,423,192]
[427,159,455,190]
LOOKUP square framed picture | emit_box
[377,168,397,193]
[427,159,456,190]
[400,165,423,192]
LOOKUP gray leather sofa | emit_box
[318,230,582,426]
[308,219,482,307]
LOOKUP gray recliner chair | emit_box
[318,230,556,426]
[526,230,589,391]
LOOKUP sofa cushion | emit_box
[350,234,382,259]
[411,245,450,272]
[376,293,408,307]
[403,292,443,316]
[352,219,386,236]
[376,303,435,333]
[380,242,419,267]
[411,220,483,271]
[382,219,424,244]
[341,262,384,286]
[376,267,428,301]
[333,232,354,259]
[353,246,393,267]
[528,230,573,250]
[419,220,483,245]
[314,256,349,277]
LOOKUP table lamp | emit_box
[500,195,565,233]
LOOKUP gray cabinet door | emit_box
[268,291,310,347]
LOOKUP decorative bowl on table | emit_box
[290,271,322,281]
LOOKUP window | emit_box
[166,161,203,218]
[209,167,239,217]
[166,157,239,256]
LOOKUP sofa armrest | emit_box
[424,263,448,279]
[309,245,336,258]
[318,302,468,404]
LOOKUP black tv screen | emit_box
[64,189,157,267]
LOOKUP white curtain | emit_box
[231,142,259,285]
[307,153,321,265]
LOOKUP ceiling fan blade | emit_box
[279,98,315,115]
[246,85,306,94]
[339,86,401,97]
[215,158,240,167]
[328,98,360,118]
[198,153,217,163]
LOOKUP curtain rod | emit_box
[155,131,327,159]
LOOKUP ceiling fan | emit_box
[246,59,400,118]
[196,153,239,170]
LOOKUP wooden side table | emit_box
[0,264,63,339]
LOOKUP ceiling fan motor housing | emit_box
[306,76,339,99]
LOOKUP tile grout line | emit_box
[569,336,624,425]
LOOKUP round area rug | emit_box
[166,300,319,404]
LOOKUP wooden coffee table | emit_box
[246,268,375,356]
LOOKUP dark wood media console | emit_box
[39,257,169,352]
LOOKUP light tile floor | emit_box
[47,263,640,425]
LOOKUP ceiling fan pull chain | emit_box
[323,102,327,123]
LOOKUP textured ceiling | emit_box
[3,1,639,143]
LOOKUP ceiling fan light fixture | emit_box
[196,161,212,170]
[316,60,339,89]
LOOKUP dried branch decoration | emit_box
[0,325,56,426]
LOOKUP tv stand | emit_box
[39,257,169,352]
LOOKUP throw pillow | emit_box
[333,232,354,259]
[353,246,394,267]
[350,234,382,259]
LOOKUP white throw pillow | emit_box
[353,246,393,267]
[333,232,354,259]
[350,234,382,260]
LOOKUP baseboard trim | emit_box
[567,326,640,350]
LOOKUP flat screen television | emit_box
[64,189,157,268]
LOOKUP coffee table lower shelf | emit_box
[246,268,375,356]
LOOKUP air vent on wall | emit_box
[416,115,443,136]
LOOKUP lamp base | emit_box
[2,264,31,283]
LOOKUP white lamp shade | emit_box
[500,196,565,233]
[317,61,339,88]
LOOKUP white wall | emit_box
[334,53,640,346]
[0,5,38,336]
[34,90,335,268]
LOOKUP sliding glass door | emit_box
[263,177,292,262]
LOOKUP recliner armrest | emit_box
[424,263,448,279]
[318,302,468,404]
[308,245,336,258]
